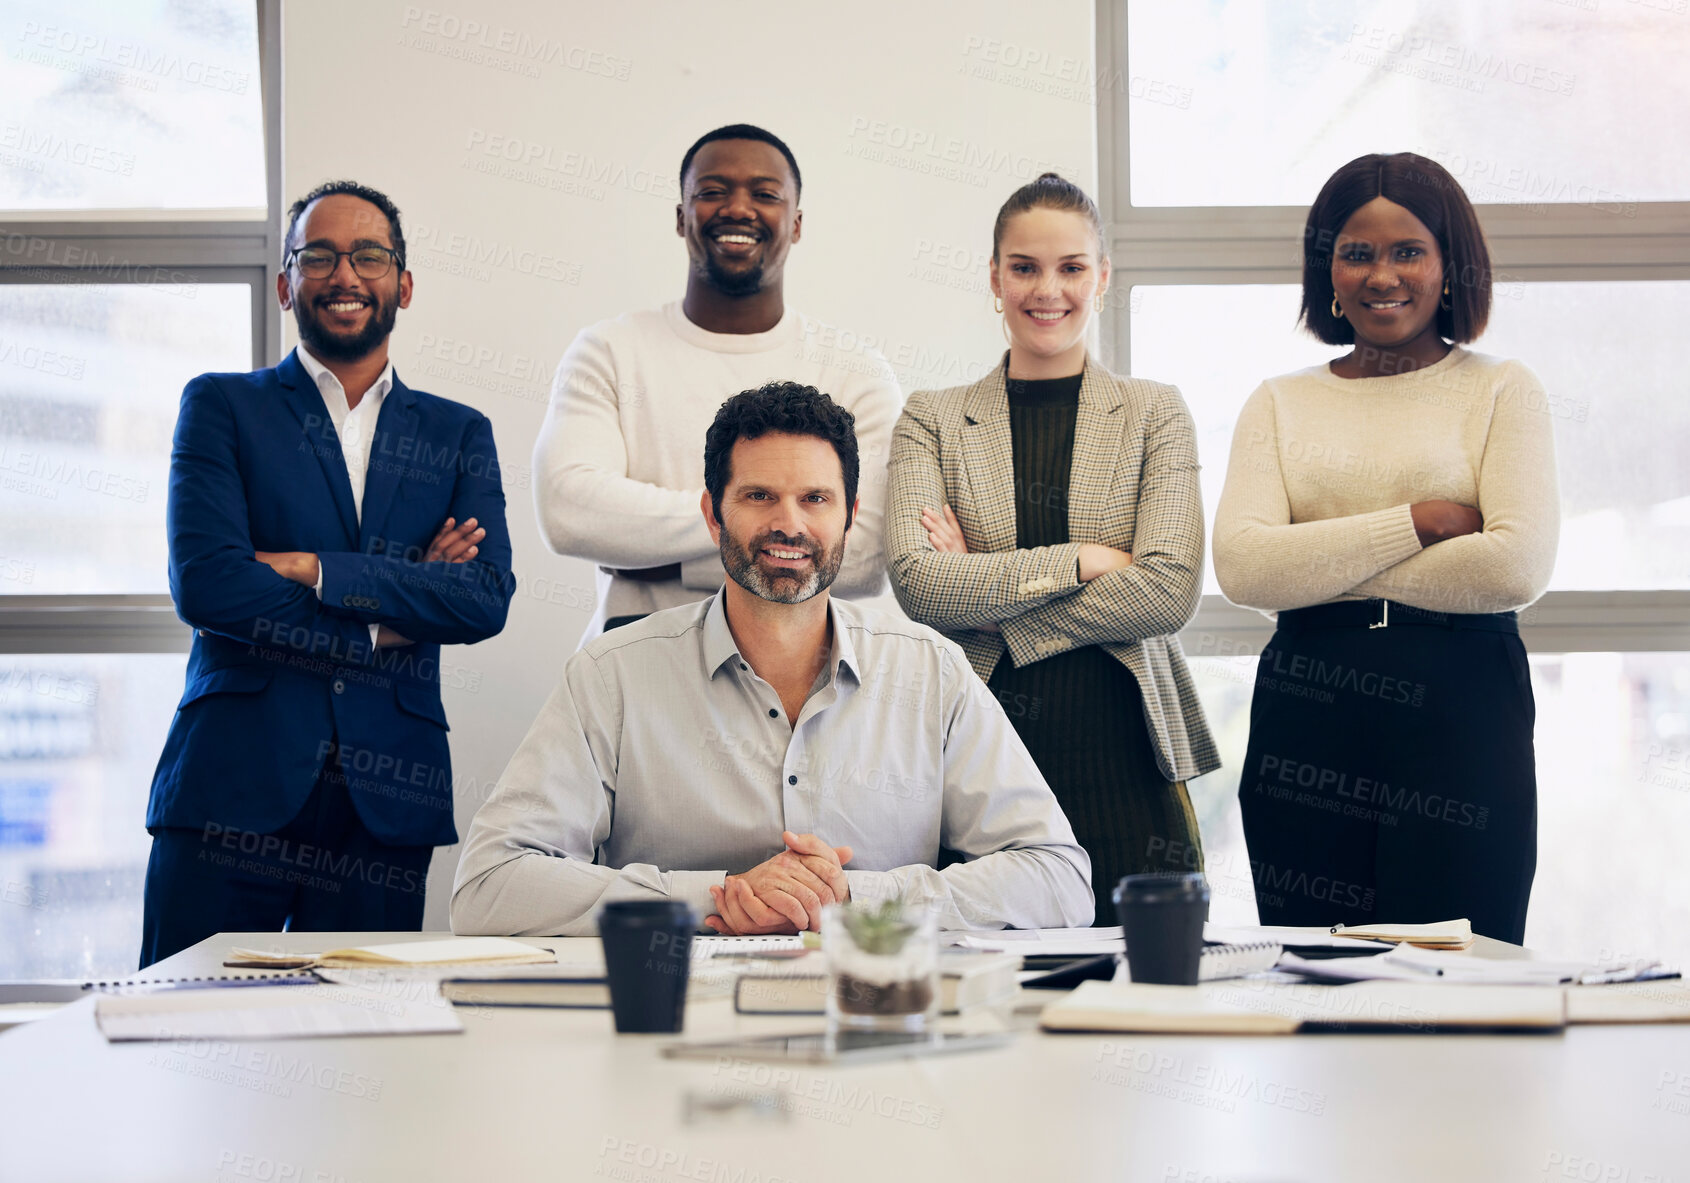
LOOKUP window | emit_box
[2,0,265,213]
[0,0,280,978]
[1130,280,1690,594]
[1124,1,1688,209]
[0,283,253,595]
[1187,650,1690,971]
[1098,1,1690,957]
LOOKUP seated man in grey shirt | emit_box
[452,382,1092,936]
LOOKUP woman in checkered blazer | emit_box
[887,175,1219,925]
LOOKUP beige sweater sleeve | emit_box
[1211,382,1424,611]
[1348,361,1560,613]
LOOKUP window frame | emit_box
[0,0,281,657]
[1095,1,1690,658]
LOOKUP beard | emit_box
[292,289,399,363]
[720,525,845,605]
[699,251,765,297]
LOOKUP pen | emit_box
[1575,963,1676,986]
[1388,958,1443,977]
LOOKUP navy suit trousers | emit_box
[139,748,432,968]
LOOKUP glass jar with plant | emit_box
[823,899,940,1034]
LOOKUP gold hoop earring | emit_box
[993,296,1004,314]
[1094,291,1105,313]
[1331,295,1344,320]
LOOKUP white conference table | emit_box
[1,930,1683,1183]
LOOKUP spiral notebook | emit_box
[83,972,321,993]
[1196,940,1283,982]
[691,935,814,958]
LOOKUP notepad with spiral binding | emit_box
[83,972,321,993]
[1197,940,1283,982]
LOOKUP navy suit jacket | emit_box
[146,350,515,847]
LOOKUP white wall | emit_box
[284,0,1098,926]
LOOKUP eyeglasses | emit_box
[286,245,402,279]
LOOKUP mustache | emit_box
[751,531,814,553]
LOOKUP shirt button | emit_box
[740,663,748,671]
[332,679,346,694]
[768,708,778,718]
[788,775,797,785]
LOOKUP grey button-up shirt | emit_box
[451,592,1092,935]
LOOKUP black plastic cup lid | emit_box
[1112,872,1210,905]
[598,899,698,925]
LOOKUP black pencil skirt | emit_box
[1237,601,1538,944]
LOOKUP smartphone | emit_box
[662,1029,1012,1065]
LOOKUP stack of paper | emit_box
[1280,945,1668,986]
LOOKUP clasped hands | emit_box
[705,831,855,935]
[254,516,485,648]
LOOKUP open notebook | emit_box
[1329,919,1475,949]
[225,936,555,970]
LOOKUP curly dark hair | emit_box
[1300,153,1490,346]
[704,382,858,528]
[283,180,406,271]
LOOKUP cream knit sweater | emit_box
[1212,348,1559,616]
[532,302,901,639]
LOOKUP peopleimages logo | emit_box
[399,7,632,80]
[844,116,1078,185]
[17,21,251,92]
[0,444,149,503]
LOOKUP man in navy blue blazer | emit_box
[139,181,515,966]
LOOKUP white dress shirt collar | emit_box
[294,344,394,421]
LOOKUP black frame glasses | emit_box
[286,245,402,279]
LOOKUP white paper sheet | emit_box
[96,984,464,1042]
[949,926,1124,956]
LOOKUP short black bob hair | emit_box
[704,382,857,529]
[1300,153,1490,346]
[679,124,802,200]
[283,180,406,271]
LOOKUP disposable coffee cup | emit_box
[598,899,697,1033]
[1114,873,1210,986]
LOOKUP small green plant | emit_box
[840,899,917,956]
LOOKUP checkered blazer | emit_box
[886,356,1220,781]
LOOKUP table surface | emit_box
[2,930,1684,1183]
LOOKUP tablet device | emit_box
[661,1029,1012,1065]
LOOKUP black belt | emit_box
[1276,599,1518,634]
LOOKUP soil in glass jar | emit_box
[835,973,935,1016]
